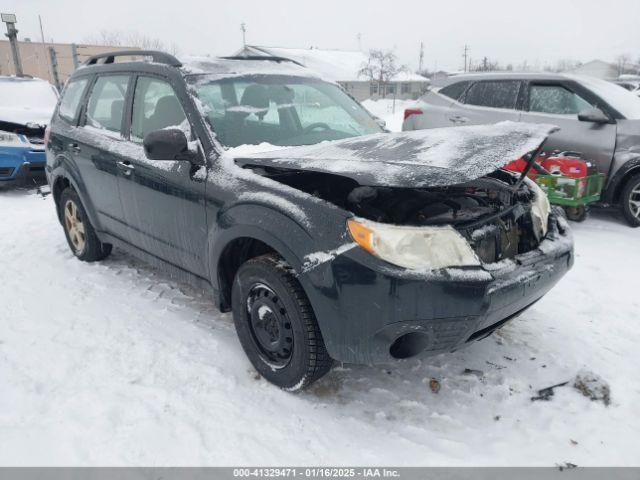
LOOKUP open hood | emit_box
[234,121,558,187]
[0,106,53,128]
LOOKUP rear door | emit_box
[451,80,522,125]
[116,74,208,277]
[73,74,131,237]
[405,81,471,130]
[519,81,616,173]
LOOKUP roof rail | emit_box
[220,55,304,67]
[84,50,182,67]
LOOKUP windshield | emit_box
[0,79,58,111]
[190,75,382,148]
[569,75,640,119]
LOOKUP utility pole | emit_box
[418,41,424,73]
[38,15,53,83]
[48,46,61,91]
[71,43,79,69]
[357,33,362,51]
[2,13,24,77]
[462,44,470,72]
[240,22,247,48]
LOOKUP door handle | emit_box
[116,160,135,176]
[68,142,81,153]
[449,115,469,124]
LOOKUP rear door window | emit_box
[528,84,593,115]
[85,75,130,133]
[439,81,469,101]
[130,76,189,142]
[58,77,89,122]
[464,81,521,109]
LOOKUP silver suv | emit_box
[402,73,640,226]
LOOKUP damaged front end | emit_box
[242,164,551,269]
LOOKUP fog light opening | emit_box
[389,332,430,359]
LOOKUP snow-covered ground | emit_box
[362,98,420,133]
[1,185,639,466]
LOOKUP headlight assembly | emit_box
[0,131,23,147]
[525,177,550,239]
[347,218,480,270]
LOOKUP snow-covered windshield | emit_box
[570,75,640,119]
[190,75,382,147]
[0,78,58,111]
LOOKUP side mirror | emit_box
[578,108,610,124]
[143,128,200,163]
[374,117,387,129]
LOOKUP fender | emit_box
[603,154,640,204]
[49,152,102,232]
[207,203,315,289]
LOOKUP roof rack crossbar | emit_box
[84,50,182,67]
[220,55,304,67]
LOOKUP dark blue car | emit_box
[0,76,58,185]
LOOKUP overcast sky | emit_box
[4,0,639,71]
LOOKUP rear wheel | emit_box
[621,174,640,227]
[231,254,332,391]
[59,187,112,261]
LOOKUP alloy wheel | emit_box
[64,199,86,253]
[629,182,640,219]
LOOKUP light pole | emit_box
[2,13,24,77]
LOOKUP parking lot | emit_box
[1,186,638,466]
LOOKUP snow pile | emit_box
[362,98,421,133]
[235,121,558,187]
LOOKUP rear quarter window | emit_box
[58,77,89,122]
[439,81,469,101]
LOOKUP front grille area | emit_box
[0,167,15,177]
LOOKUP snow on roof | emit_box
[180,55,320,80]
[241,46,429,83]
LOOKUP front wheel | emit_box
[621,173,640,227]
[231,254,332,391]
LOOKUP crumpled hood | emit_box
[235,121,558,187]
[0,106,53,127]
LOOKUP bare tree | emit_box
[471,56,500,72]
[616,54,632,76]
[359,49,406,98]
[83,30,179,56]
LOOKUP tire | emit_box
[564,205,588,222]
[231,254,332,391]
[620,173,640,227]
[59,187,112,261]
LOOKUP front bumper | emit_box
[0,147,46,185]
[306,210,573,364]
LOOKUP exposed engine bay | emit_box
[247,166,544,264]
[0,120,46,146]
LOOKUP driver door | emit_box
[116,74,209,278]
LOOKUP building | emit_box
[234,45,429,101]
[0,40,136,89]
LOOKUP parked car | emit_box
[46,51,573,390]
[0,76,58,185]
[403,73,640,226]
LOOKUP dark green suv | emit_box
[46,51,573,390]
